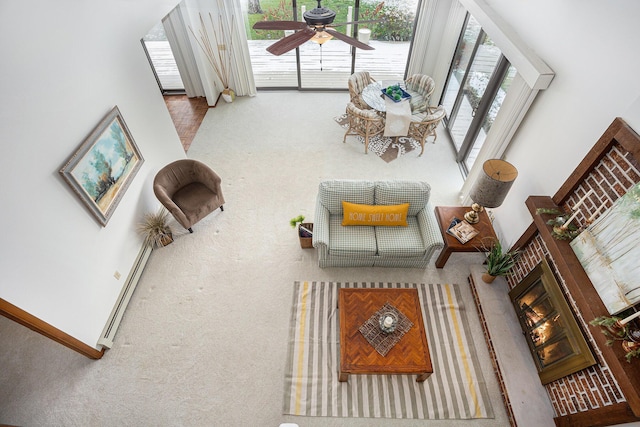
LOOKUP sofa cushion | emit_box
[375,181,430,216]
[318,180,375,214]
[328,215,377,257]
[376,217,425,257]
[341,201,409,226]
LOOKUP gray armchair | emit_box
[153,159,224,233]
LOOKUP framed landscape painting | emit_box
[60,106,144,226]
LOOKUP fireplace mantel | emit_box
[526,195,640,422]
[503,118,640,426]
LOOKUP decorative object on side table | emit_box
[590,311,640,363]
[481,239,519,283]
[290,214,313,248]
[59,106,144,226]
[465,159,518,224]
[446,217,479,244]
[137,208,173,248]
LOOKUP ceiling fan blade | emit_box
[253,21,308,30]
[329,19,380,27]
[266,28,316,56]
[325,28,374,50]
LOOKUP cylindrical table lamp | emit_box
[464,159,518,224]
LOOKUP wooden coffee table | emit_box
[434,206,498,268]
[338,288,433,382]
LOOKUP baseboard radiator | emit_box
[97,243,153,349]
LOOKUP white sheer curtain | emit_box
[177,0,256,105]
[162,5,205,98]
[223,0,256,98]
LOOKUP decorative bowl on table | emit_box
[382,85,411,102]
[379,311,399,333]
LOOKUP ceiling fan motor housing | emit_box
[303,6,336,26]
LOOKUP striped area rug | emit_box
[283,281,494,419]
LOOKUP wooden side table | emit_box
[434,206,497,268]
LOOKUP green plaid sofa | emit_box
[312,180,444,268]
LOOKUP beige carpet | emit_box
[333,113,420,162]
[0,91,511,427]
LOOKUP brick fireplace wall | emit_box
[505,122,640,422]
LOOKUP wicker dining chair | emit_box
[348,71,376,110]
[405,74,436,114]
[407,105,446,156]
[343,102,386,154]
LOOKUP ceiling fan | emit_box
[253,0,376,56]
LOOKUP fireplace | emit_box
[509,258,596,384]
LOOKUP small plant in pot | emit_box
[137,209,174,249]
[290,214,313,248]
[481,239,519,283]
[590,314,640,363]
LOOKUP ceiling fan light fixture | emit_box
[310,30,333,44]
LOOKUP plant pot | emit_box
[358,28,371,45]
[160,232,174,247]
[221,88,235,103]
[482,273,497,283]
[605,320,628,338]
[298,223,313,249]
[622,340,640,353]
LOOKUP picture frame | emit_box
[60,106,144,226]
[570,182,640,314]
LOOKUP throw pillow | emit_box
[342,201,409,226]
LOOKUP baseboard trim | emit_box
[0,298,104,360]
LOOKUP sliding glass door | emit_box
[142,22,185,94]
[246,0,419,89]
[441,14,515,174]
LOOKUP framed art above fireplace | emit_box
[509,258,596,384]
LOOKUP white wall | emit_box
[485,0,640,245]
[0,0,185,348]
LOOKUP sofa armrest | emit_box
[312,200,330,250]
[417,202,445,254]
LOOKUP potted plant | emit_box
[137,209,174,249]
[481,239,519,283]
[535,208,581,240]
[290,214,313,249]
[590,314,640,363]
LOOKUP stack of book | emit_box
[446,217,479,244]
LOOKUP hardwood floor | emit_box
[163,95,209,152]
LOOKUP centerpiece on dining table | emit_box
[382,84,411,102]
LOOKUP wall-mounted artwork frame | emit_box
[60,106,144,226]
[570,182,640,315]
